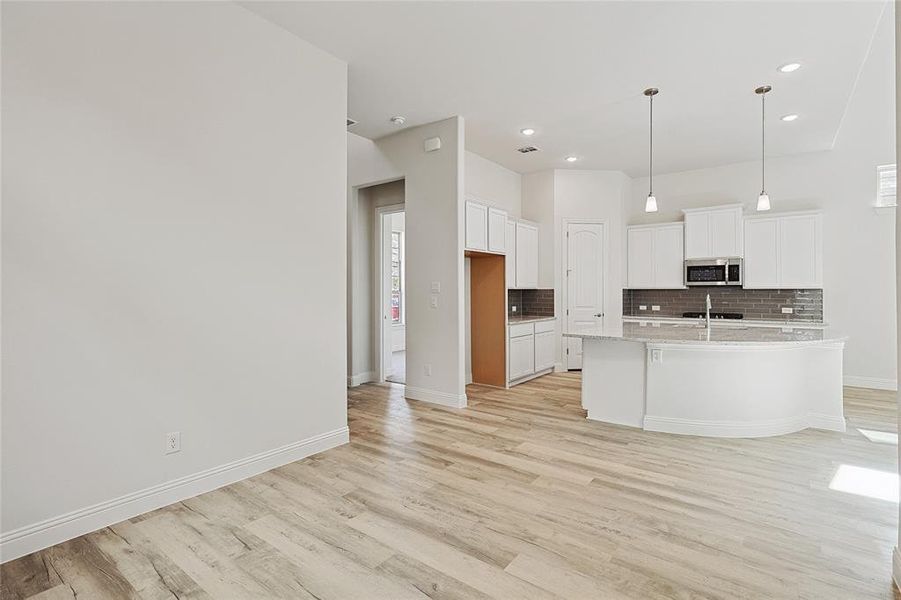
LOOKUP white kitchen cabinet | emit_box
[534,331,555,371]
[626,227,654,288]
[743,211,822,289]
[508,334,535,381]
[683,204,743,259]
[465,201,488,251]
[626,222,684,289]
[505,220,516,288]
[779,214,821,287]
[743,217,779,288]
[515,221,539,288]
[465,200,507,254]
[488,208,506,253]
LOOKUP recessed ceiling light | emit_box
[389,116,406,126]
[565,156,578,163]
[781,114,799,122]
[520,128,536,136]
[778,62,801,73]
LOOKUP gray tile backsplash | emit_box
[623,288,823,322]
[508,288,554,318]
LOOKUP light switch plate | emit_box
[431,281,441,293]
[651,305,660,312]
[782,307,793,314]
[639,305,647,311]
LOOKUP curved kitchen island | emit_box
[564,319,847,438]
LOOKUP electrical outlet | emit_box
[512,305,517,312]
[165,432,181,454]
[782,307,793,314]
[639,305,647,311]
[430,295,438,309]
[424,364,432,376]
[651,305,661,312]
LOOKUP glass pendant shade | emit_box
[757,192,771,211]
[755,85,772,212]
[645,194,658,213]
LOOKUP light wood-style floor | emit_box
[2,374,898,599]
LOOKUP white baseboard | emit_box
[347,371,377,387]
[843,375,897,391]
[643,413,845,438]
[893,547,901,593]
[554,362,566,373]
[404,386,467,408]
[0,426,349,563]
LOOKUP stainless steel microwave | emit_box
[684,258,742,286]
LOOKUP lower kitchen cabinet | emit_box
[534,331,555,371]
[508,319,556,385]
[508,335,535,381]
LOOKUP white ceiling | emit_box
[242,1,888,177]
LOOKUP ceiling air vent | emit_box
[346,118,358,128]
[517,146,540,154]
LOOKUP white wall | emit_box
[348,119,467,407]
[1,1,348,560]
[465,151,522,218]
[554,171,631,368]
[628,7,896,389]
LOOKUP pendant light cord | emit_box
[649,93,653,196]
[761,92,765,193]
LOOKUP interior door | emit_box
[566,222,605,370]
[380,213,393,380]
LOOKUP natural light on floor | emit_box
[829,465,899,503]
[857,428,899,444]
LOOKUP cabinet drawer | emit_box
[509,322,534,338]
[534,319,555,334]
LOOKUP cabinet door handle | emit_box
[594,313,604,317]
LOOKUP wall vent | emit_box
[517,146,540,154]
[346,118,358,128]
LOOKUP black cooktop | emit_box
[682,312,744,320]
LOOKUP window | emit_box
[391,231,404,324]
[876,164,896,208]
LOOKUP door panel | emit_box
[566,222,604,370]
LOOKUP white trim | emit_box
[843,375,898,391]
[681,203,744,214]
[0,427,349,563]
[347,371,378,387]
[404,386,467,408]
[642,414,845,438]
[508,367,555,387]
[554,362,566,373]
[893,547,901,593]
[562,218,608,371]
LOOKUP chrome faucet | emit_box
[705,293,712,329]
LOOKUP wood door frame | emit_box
[376,203,406,383]
[561,218,608,371]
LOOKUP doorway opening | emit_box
[379,208,406,384]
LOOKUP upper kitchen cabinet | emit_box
[743,211,822,289]
[514,220,539,288]
[683,204,743,259]
[505,220,516,288]
[627,222,684,289]
[465,199,506,254]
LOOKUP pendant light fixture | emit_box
[755,85,772,211]
[644,87,659,213]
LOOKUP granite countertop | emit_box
[508,315,556,324]
[564,318,846,347]
[621,315,828,329]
